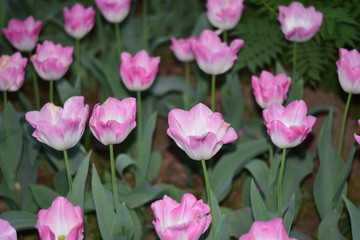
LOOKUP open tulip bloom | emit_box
[0,52,28,92]
[151,194,211,240]
[63,3,95,40]
[0,219,17,240]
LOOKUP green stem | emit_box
[211,74,216,111]
[115,23,122,54]
[201,160,212,210]
[184,62,191,109]
[292,42,298,81]
[75,39,80,74]
[278,148,287,217]
[29,52,40,109]
[223,30,228,43]
[260,0,278,17]
[4,91,10,150]
[63,150,73,194]
[137,91,142,162]
[142,0,149,51]
[335,93,352,183]
[49,80,53,103]
[96,12,105,51]
[110,144,120,211]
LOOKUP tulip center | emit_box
[0,55,9,70]
[193,212,202,222]
[224,0,230,7]
[58,235,66,240]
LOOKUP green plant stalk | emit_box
[223,30,228,43]
[75,39,80,75]
[96,12,105,51]
[137,91,143,162]
[277,148,287,217]
[142,0,149,51]
[335,93,352,184]
[201,160,212,211]
[29,52,40,109]
[292,42,298,81]
[63,150,73,194]
[184,61,191,109]
[115,23,122,54]
[110,144,120,211]
[211,74,216,111]
[3,91,14,189]
[49,80,53,103]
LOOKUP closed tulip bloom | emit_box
[170,36,197,62]
[63,3,96,39]
[2,16,42,52]
[30,41,73,81]
[192,30,244,75]
[120,50,160,91]
[167,103,238,160]
[0,219,17,240]
[151,193,211,240]
[89,97,136,145]
[278,2,323,42]
[336,48,360,94]
[35,196,83,240]
[206,0,244,31]
[239,218,296,240]
[95,0,131,23]
[252,71,291,109]
[0,52,28,92]
[25,96,89,151]
[263,100,316,149]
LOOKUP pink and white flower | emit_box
[25,96,89,151]
[0,219,17,240]
[89,97,136,145]
[239,218,296,240]
[35,196,83,240]
[0,52,28,92]
[252,71,291,109]
[63,3,96,39]
[120,50,160,91]
[206,0,244,31]
[170,36,197,62]
[151,193,211,240]
[336,48,360,94]
[30,41,74,81]
[192,30,244,75]
[95,0,131,23]
[278,2,323,42]
[2,16,42,52]
[167,103,238,160]
[262,100,316,149]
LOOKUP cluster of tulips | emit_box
[1,0,360,239]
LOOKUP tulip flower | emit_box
[0,219,17,240]
[63,3,96,39]
[336,48,360,94]
[0,52,28,92]
[278,2,323,43]
[2,16,42,52]
[170,36,196,62]
[151,193,211,240]
[206,0,244,31]
[252,71,291,109]
[95,0,131,23]
[239,218,295,240]
[35,196,83,240]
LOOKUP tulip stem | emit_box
[63,150,73,194]
[201,160,212,211]
[335,93,352,185]
[223,30,228,43]
[75,39,80,75]
[184,62,191,109]
[142,0,149,51]
[96,12,106,52]
[277,148,287,217]
[292,42,298,81]
[137,91,143,162]
[110,144,120,211]
[211,74,216,111]
[49,80,54,103]
[115,23,122,54]
[29,52,40,109]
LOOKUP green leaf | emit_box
[56,78,80,104]
[119,182,162,208]
[285,79,304,103]
[147,151,161,182]
[111,203,134,240]
[343,196,360,240]
[30,185,59,209]
[191,13,211,36]
[214,215,230,240]
[150,75,185,96]
[222,207,253,238]
[0,211,37,231]
[318,210,343,240]
[245,160,271,199]
[283,195,295,234]
[250,179,272,221]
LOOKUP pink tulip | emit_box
[262,100,316,149]
[0,52,28,92]
[192,30,244,75]
[278,2,323,42]
[89,97,136,145]
[354,120,360,144]
[206,0,244,31]
[25,96,89,151]
[336,48,360,94]
[239,218,295,240]
[35,196,83,240]
[120,50,161,91]
[167,103,238,160]
[30,41,73,81]
[95,0,131,23]
[0,219,17,240]
[63,3,96,39]
[151,193,211,240]
[252,71,291,109]
[2,16,42,52]
[170,36,197,62]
